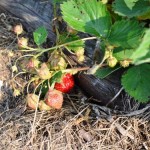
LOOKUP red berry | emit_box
[45,89,63,109]
[54,73,74,93]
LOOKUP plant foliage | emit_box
[113,48,134,61]
[108,20,143,48]
[61,0,150,103]
[122,64,150,102]
[61,0,112,37]
[33,26,48,46]
[113,0,150,18]
[124,0,139,10]
[131,29,150,65]
[12,0,150,107]
[95,66,121,79]
[59,33,85,52]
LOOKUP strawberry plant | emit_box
[12,23,90,110]
[60,0,150,103]
[11,3,92,110]
[12,0,150,111]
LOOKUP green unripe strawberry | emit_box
[106,45,114,51]
[13,89,21,97]
[120,60,130,68]
[107,56,118,68]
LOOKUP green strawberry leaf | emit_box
[40,81,49,96]
[113,0,150,18]
[133,51,150,65]
[33,26,48,46]
[40,71,63,96]
[121,64,150,103]
[131,29,150,65]
[108,20,143,48]
[51,71,63,85]
[95,66,121,79]
[61,0,111,37]
[124,0,139,10]
[113,47,135,61]
[59,33,84,52]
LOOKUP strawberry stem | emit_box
[61,67,90,74]
[34,37,97,58]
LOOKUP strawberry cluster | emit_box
[12,24,77,111]
[27,73,75,110]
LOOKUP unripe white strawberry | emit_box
[36,63,52,80]
[18,37,28,48]
[38,100,51,111]
[104,50,111,59]
[13,24,23,35]
[75,48,85,62]
[120,60,130,68]
[26,58,40,69]
[26,93,39,110]
[49,51,67,70]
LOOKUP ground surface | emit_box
[0,12,150,150]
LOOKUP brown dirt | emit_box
[0,12,150,150]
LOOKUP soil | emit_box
[0,12,150,150]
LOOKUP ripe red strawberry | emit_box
[45,89,63,109]
[54,73,74,93]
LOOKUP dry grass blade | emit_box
[114,122,134,140]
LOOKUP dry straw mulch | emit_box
[0,12,150,150]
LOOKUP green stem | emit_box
[35,36,97,58]
[61,67,90,73]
